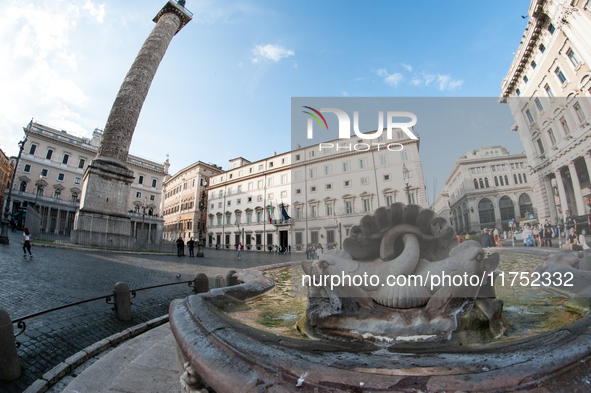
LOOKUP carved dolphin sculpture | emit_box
[302,223,497,309]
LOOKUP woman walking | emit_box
[23,227,33,259]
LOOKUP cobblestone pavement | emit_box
[0,231,296,393]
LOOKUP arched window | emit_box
[19,181,27,192]
[504,175,509,185]
[500,176,504,186]
[474,179,479,189]
[479,178,485,188]
[519,193,533,218]
[134,205,140,213]
[37,186,44,196]
[494,176,499,186]
[485,178,490,188]
[499,196,515,226]
[148,208,153,216]
[514,174,518,184]
[54,189,61,200]
[523,174,527,183]
[71,192,79,202]
[478,198,496,228]
[518,174,523,184]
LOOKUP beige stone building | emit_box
[206,130,427,252]
[161,161,224,242]
[5,122,168,238]
[432,186,451,224]
[0,148,14,214]
[439,147,535,233]
[500,0,591,223]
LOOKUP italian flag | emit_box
[269,202,273,224]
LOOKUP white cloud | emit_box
[252,44,294,63]
[376,69,403,87]
[413,72,463,91]
[401,63,412,72]
[82,0,105,23]
[341,91,348,96]
[0,0,104,153]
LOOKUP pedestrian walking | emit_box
[522,224,534,247]
[176,236,185,257]
[235,242,243,259]
[187,237,195,257]
[533,225,541,247]
[478,229,495,248]
[315,243,323,260]
[23,227,33,259]
[493,228,502,247]
[543,219,553,248]
[564,210,576,235]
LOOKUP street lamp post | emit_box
[197,179,207,257]
[402,163,411,204]
[0,135,27,245]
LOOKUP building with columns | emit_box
[206,130,427,252]
[0,148,14,214]
[4,122,168,238]
[500,0,591,224]
[161,161,224,242]
[440,147,535,234]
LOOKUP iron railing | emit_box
[11,280,195,347]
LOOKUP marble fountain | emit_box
[170,204,591,392]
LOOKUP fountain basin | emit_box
[170,251,591,392]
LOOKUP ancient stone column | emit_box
[72,1,192,248]
[97,3,192,164]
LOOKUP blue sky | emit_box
[0,0,531,201]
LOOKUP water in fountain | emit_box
[228,253,584,344]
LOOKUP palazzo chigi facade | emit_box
[435,147,535,234]
[500,0,591,223]
[206,130,427,252]
[5,122,168,240]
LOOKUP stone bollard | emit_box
[193,273,209,294]
[214,274,224,288]
[113,282,132,321]
[0,308,21,381]
[226,270,239,287]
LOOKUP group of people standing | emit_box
[176,237,200,257]
[520,210,589,250]
[306,243,327,260]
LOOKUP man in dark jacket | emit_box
[479,229,495,248]
[176,237,185,257]
[187,237,195,257]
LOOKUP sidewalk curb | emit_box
[21,314,170,393]
[29,242,175,256]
